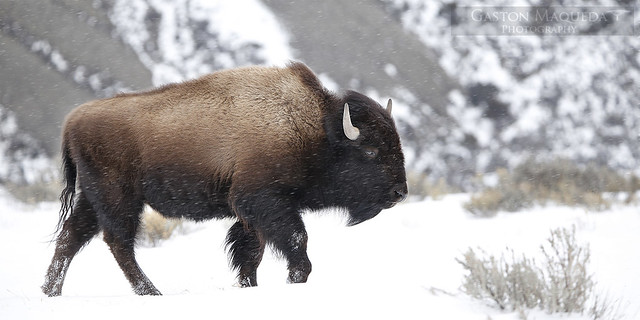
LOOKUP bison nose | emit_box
[392,184,408,203]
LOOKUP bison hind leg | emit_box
[42,192,100,296]
[103,230,161,295]
[225,221,265,287]
[99,196,161,295]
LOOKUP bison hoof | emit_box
[136,288,162,296]
[287,270,309,284]
[133,283,162,296]
[41,284,62,297]
[287,260,311,284]
[238,276,258,288]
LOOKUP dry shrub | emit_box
[458,248,543,310]
[541,227,593,313]
[4,181,60,203]
[407,171,456,200]
[465,158,637,216]
[589,293,625,320]
[465,168,533,217]
[512,158,625,209]
[140,207,183,247]
[458,227,595,314]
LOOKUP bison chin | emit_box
[345,203,385,226]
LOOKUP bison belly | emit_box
[142,169,232,221]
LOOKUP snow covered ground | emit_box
[1,188,638,319]
[109,0,293,86]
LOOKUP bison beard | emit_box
[42,62,407,296]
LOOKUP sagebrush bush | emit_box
[458,227,593,314]
[465,158,637,216]
[140,207,183,247]
[457,248,543,310]
[4,181,60,203]
[407,171,457,200]
[541,227,593,313]
[465,168,534,217]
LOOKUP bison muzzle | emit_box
[42,62,407,296]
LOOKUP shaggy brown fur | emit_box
[66,63,327,188]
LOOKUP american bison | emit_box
[42,62,407,296]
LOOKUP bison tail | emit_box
[56,142,76,235]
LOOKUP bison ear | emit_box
[342,103,360,141]
[386,99,392,115]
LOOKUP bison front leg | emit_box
[230,184,312,285]
[264,214,312,284]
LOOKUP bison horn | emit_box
[386,99,392,115]
[343,103,360,141]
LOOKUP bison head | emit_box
[321,91,408,226]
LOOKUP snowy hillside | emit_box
[1,188,639,319]
[381,0,640,182]
[0,107,55,185]
[0,0,294,185]
[108,0,293,86]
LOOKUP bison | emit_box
[42,62,407,296]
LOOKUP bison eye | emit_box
[363,147,379,159]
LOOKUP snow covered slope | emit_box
[0,108,55,185]
[108,0,293,86]
[0,0,294,184]
[381,0,640,181]
[1,188,638,319]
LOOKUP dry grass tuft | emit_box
[465,158,638,216]
[407,171,457,200]
[140,207,184,247]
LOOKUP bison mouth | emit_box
[346,183,408,226]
